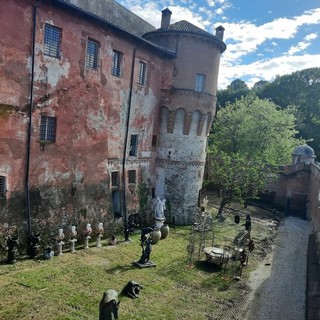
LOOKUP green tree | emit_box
[206,95,302,216]
[217,79,250,112]
[256,68,320,156]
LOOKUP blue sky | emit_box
[118,0,320,89]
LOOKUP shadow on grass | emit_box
[195,260,222,273]
[104,263,137,274]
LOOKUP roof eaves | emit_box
[51,0,174,57]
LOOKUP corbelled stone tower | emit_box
[144,9,226,224]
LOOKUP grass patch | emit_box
[0,206,279,320]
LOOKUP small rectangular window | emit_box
[152,135,158,147]
[129,135,138,157]
[128,170,136,184]
[112,50,122,76]
[44,24,62,58]
[111,172,120,187]
[138,61,147,85]
[40,116,57,143]
[86,39,99,69]
[195,74,206,92]
[0,176,6,198]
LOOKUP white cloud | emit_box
[218,54,320,89]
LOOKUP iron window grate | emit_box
[40,116,57,143]
[44,24,61,58]
[138,61,147,85]
[86,39,99,69]
[0,176,6,197]
[112,50,122,76]
[111,172,120,187]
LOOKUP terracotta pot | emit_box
[151,229,161,244]
[160,224,170,239]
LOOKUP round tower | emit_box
[144,9,226,224]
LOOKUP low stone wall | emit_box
[306,232,320,320]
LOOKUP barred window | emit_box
[129,135,138,157]
[40,116,57,143]
[86,39,99,69]
[111,172,120,187]
[195,74,206,92]
[128,170,136,184]
[137,61,147,85]
[112,50,122,76]
[0,176,6,198]
[44,24,61,58]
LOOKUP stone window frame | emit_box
[40,116,57,143]
[111,50,122,77]
[195,73,206,92]
[44,23,62,58]
[128,170,136,184]
[86,38,100,69]
[129,134,138,157]
[111,171,120,187]
[0,176,6,198]
[137,60,147,85]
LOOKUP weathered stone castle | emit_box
[0,0,226,236]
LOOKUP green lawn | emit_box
[0,208,278,320]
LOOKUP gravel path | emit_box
[246,216,310,320]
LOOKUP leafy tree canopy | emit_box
[206,95,302,216]
[217,67,320,157]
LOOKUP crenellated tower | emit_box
[143,9,226,224]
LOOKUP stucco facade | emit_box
[0,0,226,238]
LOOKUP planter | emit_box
[160,224,170,239]
[151,229,161,244]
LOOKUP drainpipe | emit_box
[122,48,137,240]
[25,1,40,238]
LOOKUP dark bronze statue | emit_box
[138,227,153,264]
[99,289,120,320]
[121,280,143,299]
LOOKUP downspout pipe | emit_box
[25,1,40,238]
[122,47,137,240]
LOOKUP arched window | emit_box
[173,108,186,134]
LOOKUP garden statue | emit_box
[69,226,77,253]
[201,196,209,212]
[56,229,65,255]
[96,222,104,247]
[154,196,166,229]
[155,196,166,220]
[43,246,54,260]
[29,232,41,259]
[245,215,252,232]
[83,223,92,249]
[138,227,153,264]
[121,280,143,299]
[99,289,120,320]
[6,234,19,264]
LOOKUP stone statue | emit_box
[155,196,166,220]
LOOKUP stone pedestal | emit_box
[84,236,91,249]
[69,239,77,253]
[57,241,64,255]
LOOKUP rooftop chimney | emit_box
[215,25,225,41]
[161,8,172,29]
